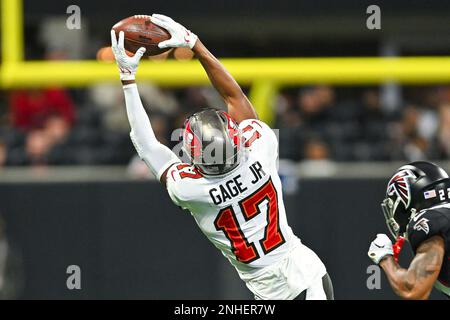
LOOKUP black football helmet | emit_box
[381,161,450,238]
[183,109,242,176]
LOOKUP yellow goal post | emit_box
[2,0,450,124]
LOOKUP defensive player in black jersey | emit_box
[368,161,450,299]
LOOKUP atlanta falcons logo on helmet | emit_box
[386,169,416,208]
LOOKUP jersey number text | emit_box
[214,179,285,263]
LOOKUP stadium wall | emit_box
[0,179,445,300]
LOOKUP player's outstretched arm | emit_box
[372,235,445,299]
[193,40,258,123]
[151,14,258,123]
[111,30,180,185]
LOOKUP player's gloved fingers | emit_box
[153,16,180,34]
[110,30,118,48]
[373,240,384,247]
[157,41,168,49]
[134,47,146,61]
[152,14,174,23]
[150,16,165,27]
[151,16,174,33]
[118,31,125,50]
[158,40,175,49]
[377,234,391,244]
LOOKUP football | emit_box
[112,15,171,56]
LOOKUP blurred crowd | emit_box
[0,83,224,173]
[276,85,450,162]
[1,83,450,176]
[1,15,448,178]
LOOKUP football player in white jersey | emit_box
[110,14,333,300]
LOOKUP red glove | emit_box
[393,236,405,263]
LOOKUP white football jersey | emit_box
[165,119,326,299]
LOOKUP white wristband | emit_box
[120,74,135,81]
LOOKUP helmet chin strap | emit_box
[383,196,414,239]
[389,197,402,237]
[409,208,417,220]
[386,217,400,238]
[404,208,417,239]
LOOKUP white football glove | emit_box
[151,14,198,49]
[110,30,146,81]
[368,234,394,264]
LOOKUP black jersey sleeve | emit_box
[407,208,450,253]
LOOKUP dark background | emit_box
[23,0,450,18]
[21,0,450,58]
[0,178,444,299]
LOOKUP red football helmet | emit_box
[183,109,242,176]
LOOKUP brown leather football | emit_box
[112,15,171,56]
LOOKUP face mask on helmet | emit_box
[381,168,418,238]
[183,109,242,176]
[381,196,412,238]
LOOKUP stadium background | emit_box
[0,0,449,299]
